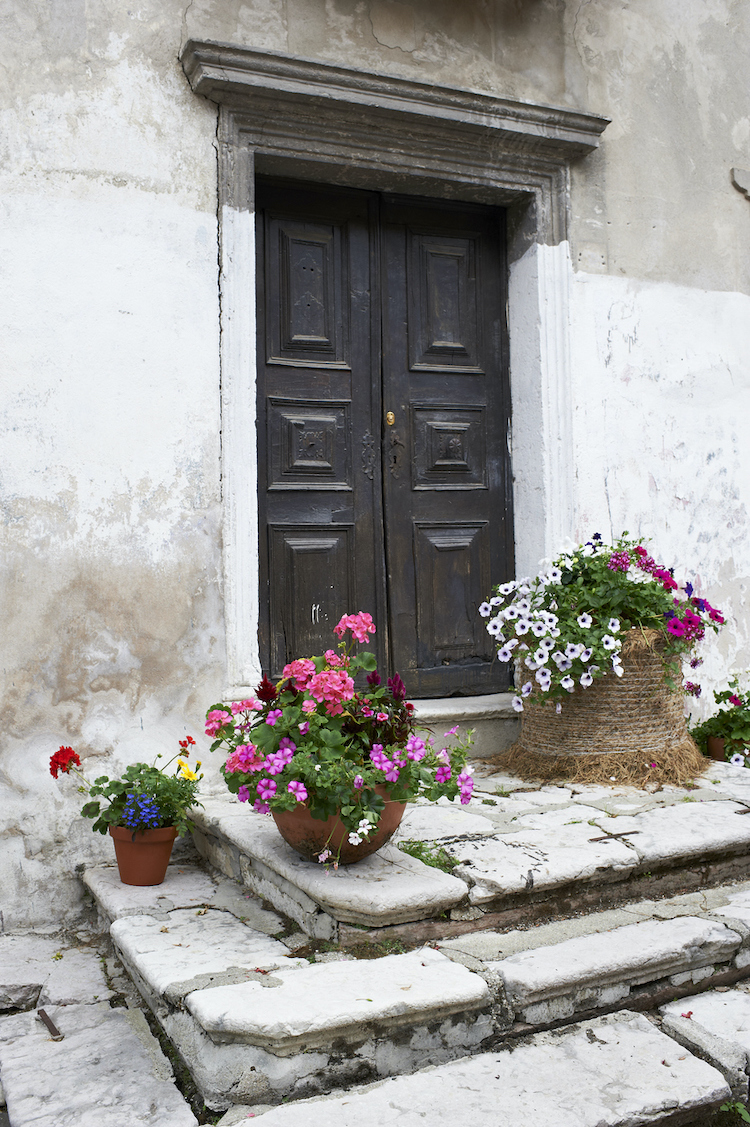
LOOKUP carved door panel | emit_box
[257,181,512,695]
[256,181,386,676]
[381,197,512,696]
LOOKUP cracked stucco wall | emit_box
[1,0,749,927]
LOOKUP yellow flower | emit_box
[178,759,198,781]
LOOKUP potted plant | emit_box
[205,612,474,864]
[480,533,725,785]
[50,739,203,885]
[690,675,750,764]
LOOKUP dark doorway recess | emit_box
[256,178,513,697]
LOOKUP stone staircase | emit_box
[5,760,750,1124]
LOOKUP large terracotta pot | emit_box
[270,786,406,864]
[109,825,177,885]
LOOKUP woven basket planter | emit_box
[498,629,706,786]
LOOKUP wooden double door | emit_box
[256,178,512,697]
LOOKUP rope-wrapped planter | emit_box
[495,629,706,786]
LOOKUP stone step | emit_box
[84,864,495,1111]
[411,692,519,759]
[212,1011,731,1127]
[81,852,750,1115]
[0,1003,197,1127]
[191,760,750,943]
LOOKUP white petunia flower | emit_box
[580,647,593,662]
[479,602,491,617]
[498,582,517,596]
[506,638,520,650]
[731,753,746,766]
[549,627,561,638]
[565,642,583,660]
[556,657,573,671]
[516,598,532,613]
[490,595,503,606]
[547,568,563,584]
[512,696,524,713]
[580,672,593,687]
[487,618,505,638]
[515,619,532,635]
[577,613,593,629]
[504,606,519,620]
[540,637,556,652]
[549,600,558,611]
[531,620,547,637]
[521,682,534,697]
[551,650,565,665]
[608,618,621,633]
[536,668,551,685]
[612,663,624,677]
[534,648,549,665]
[556,702,562,713]
[497,646,514,662]
[602,635,617,650]
[525,656,540,670]
[561,675,575,691]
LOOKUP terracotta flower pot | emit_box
[707,736,726,762]
[270,786,406,864]
[109,825,177,885]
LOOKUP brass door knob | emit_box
[386,411,395,426]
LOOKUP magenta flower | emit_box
[435,764,451,784]
[237,785,250,803]
[376,712,389,722]
[266,709,283,726]
[730,694,743,707]
[256,777,277,801]
[253,799,270,815]
[405,734,426,761]
[287,780,308,803]
[298,720,310,735]
[354,774,364,789]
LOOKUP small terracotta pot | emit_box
[707,736,726,762]
[270,786,406,864]
[109,825,177,885]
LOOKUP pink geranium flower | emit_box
[281,658,316,690]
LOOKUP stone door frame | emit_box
[180,41,609,692]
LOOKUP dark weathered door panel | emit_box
[257,181,386,675]
[381,198,512,696]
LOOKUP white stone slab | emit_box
[235,1010,729,1126]
[84,864,219,919]
[700,762,750,801]
[492,916,741,1005]
[187,947,489,1051]
[0,935,112,1010]
[662,989,750,1055]
[714,888,750,926]
[84,864,284,933]
[395,804,497,840]
[0,1003,197,1126]
[111,909,301,999]
[450,822,638,904]
[192,800,468,925]
[589,800,750,865]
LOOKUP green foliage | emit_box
[207,616,474,856]
[398,839,458,873]
[81,759,203,836]
[691,673,750,761]
[720,1101,750,1123]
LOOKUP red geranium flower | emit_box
[50,746,81,778]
